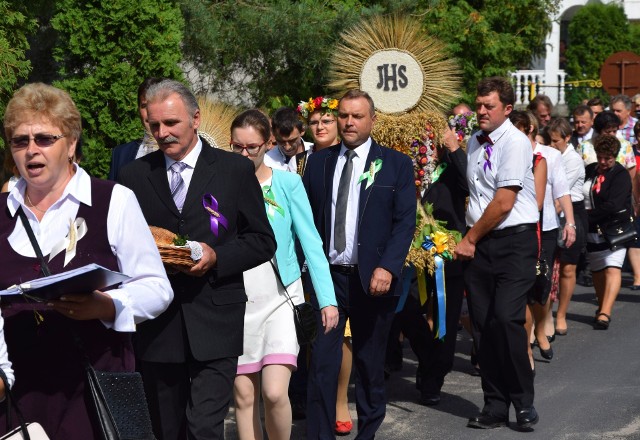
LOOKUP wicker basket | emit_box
[150,226,196,269]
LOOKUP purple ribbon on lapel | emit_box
[202,194,228,237]
[483,145,493,172]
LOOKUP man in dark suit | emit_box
[118,79,275,440]
[303,90,416,439]
[569,104,594,148]
[108,77,163,181]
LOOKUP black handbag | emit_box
[269,261,317,345]
[600,209,638,251]
[529,212,551,305]
[17,207,156,440]
[77,338,155,440]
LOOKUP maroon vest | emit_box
[0,178,134,439]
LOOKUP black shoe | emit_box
[547,334,555,343]
[419,392,441,406]
[291,401,306,420]
[539,345,553,360]
[594,312,611,330]
[467,412,508,429]
[515,407,539,431]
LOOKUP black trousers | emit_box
[141,356,237,440]
[464,228,537,417]
[307,268,397,440]
[388,260,465,394]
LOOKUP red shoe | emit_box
[335,420,353,435]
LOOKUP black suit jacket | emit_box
[108,139,140,181]
[584,162,633,233]
[118,139,276,362]
[302,140,416,296]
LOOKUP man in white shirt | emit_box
[264,106,313,176]
[455,77,540,432]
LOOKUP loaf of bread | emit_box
[149,226,176,245]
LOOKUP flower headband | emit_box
[297,96,339,119]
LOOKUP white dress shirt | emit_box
[329,139,372,264]
[466,119,538,229]
[7,165,173,333]
[575,128,593,145]
[264,141,313,173]
[561,145,585,203]
[534,143,570,231]
[164,138,202,190]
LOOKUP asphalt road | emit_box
[225,272,640,439]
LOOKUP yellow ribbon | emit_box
[49,218,87,267]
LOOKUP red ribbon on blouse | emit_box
[593,174,605,194]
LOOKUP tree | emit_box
[181,0,558,109]
[0,1,36,148]
[564,3,633,107]
[420,0,559,104]
[566,3,633,82]
[179,0,374,109]
[49,0,184,178]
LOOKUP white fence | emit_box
[511,70,568,106]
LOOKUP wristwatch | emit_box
[566,223,577,229]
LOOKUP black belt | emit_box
[329,264,358,275]
[572,200,585,210]
[487,223,537,239]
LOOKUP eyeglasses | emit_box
[10,134,65,149]
[230,142,266,155]
[308,119,336,128]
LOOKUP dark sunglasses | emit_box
[10,134,65,149]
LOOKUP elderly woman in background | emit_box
[579,111,636,180]
[584,135,633,330]
[0,83,173,438]
[547,118,587,335]
[230,109,338,440]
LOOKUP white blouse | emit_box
[6,165,173,333]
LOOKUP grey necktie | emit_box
[334,150,356,253]
[170,161,188,212]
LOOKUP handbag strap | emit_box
[17,207,95,372]
[268,261,296,309]
[0,369,31,440]
[16,207,51,277]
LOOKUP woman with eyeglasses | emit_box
[0,83,172,438]
[297,96,340,151]
[297,96,352,433]
[230,109,338,440]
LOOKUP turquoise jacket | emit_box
[264,169,337,309]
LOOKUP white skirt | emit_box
[237,260,303,374]
[587,247,627,272]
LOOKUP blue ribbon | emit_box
[396,265,415,313]
[434,255,446,340]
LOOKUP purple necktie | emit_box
[170,162,188,211]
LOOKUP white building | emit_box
[511,0,640,109]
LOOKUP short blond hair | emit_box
[4,83,82,141]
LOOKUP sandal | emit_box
[594,312,611,330]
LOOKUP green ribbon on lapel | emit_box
[262,185,284,220]
[431,162,448,185]
[358,158,383,189]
